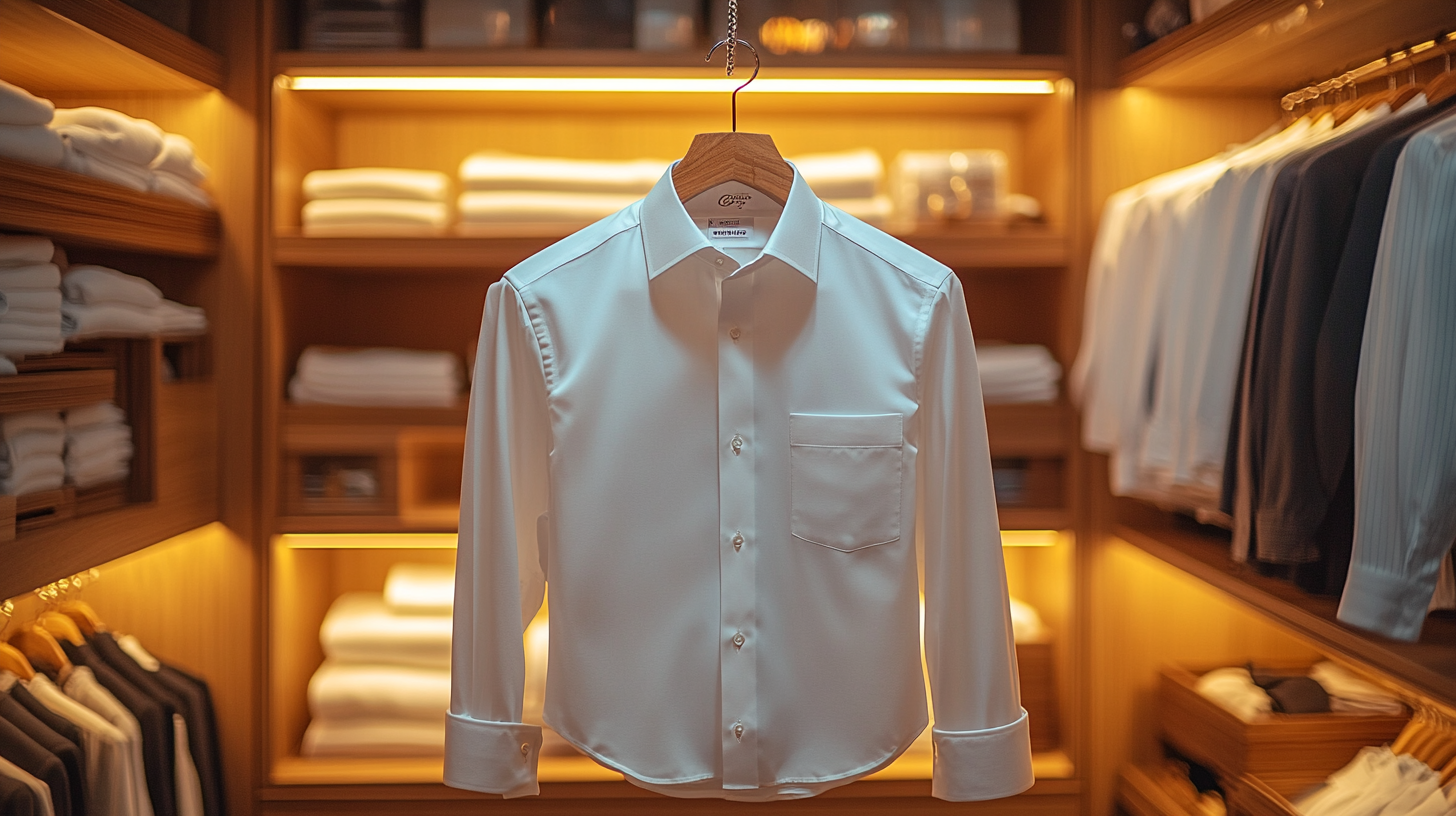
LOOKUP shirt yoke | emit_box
[820,203,952,291]
[504,203,644,290]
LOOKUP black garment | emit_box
[0,712,70,816]
[7,687,81,755]
[152,665,224,816]
[0,773,37,816]
[0,695,84,816]
[1249,667,1330,714]
[60,642,176,816]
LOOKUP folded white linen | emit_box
[4,430,65,462]
[0,264,60,290]
[51,107,164,165]
[289,380,459,408]
[296,369,457,390]
[1308,662,1407,717]
[65,444,133,471]
[0,321,62,342]
[1195,667,1272,722]
[66,459,130,489]
[0,124,65,168]
[0,308,60,329]
[66,424,131,460]
[303,168,450,202]
[149,171,213,209]
[307,662,450,721]
[295,346,461,381]
[301,718,445,757]
[459,152,668,194]
[62,302,159,339]
[0,81,53,126]
[977,344,1062,404]
[384,563,454,615]
[154,300,207,335]
[0,237,54,266]
[301,199,450,236]
[982,385,1059,405]
[457,190,636,224]
[0,290,62,313]
[1009,597,1050,644]
[2,455,64,496]
[825,195,894,225]
[149,133,208,184]
[320,592,452,668]
[0,359,15,377]
[791,148,884,200]
[2,412,63,439]
[0,338,64,357]
[65,402,125,431]
[59,144,153,192]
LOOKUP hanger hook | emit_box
[705,38,760,133]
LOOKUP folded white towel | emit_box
[51,107,164,166]
[384,563,455,615]
[301,198,450,236]
[0,81,53,126]
[0,290,62,313]
[66,424,131,460]
[977,344,1062,404]
[0,321,62,342]
[791,149,884,200]
[0,310,61,331]
[0,359,15,377]
[0,338,65,357]
[296,346,461,380]
[307,662,450,722]
[301,718,445,758]
[4,430,66,462]
[459,152,668,194]
[2,412,63,439]
[61,263,162,308]
[154,300,207,335]
[0,124,65,168]
[320,593,452,669]
[65,402,126,431]
[149,170,213,209]
[303,168,451,203]
[2,455,64,496]
[149,133,209,184]
[66,460,130,489]
[1009,597,1050,644]
[59,143,153,192]
[289,380,459,408]
[0,237,54,266]
[457,190,636,224]
[825,196,894,225]
[62,302,159,339]
[1195,667,1273,722]
[0,264,59,290]
[1309,662,1407,716]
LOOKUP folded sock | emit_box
[0,80,53,126]
[62,265,162,308]
[59,144,153,192]
[0,124,65,168]
[149,171,213,209]
[303,168,450,202]
[0,237,54,266]
[149,133,209,184]
[0,264,60,290]
[51,107,164,165]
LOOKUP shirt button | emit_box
[732,632,745,649]
[729,326,742,340]
[733,722,744,740]
[732,532,744,551]
[731,434,743,455]
[714,257,725,266]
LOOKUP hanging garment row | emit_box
[1072,72,1456,643]
[0,602,225,816]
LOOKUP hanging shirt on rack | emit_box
[0,694,85,816]
[446,163,1031,801]
[0,716,69,816]
[57,669,152,816]
[9,673,137,816]
[59,645,170,816]
[0,757,51,816]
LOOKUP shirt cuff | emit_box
[931,709,1035,801]
[1337,562,1435,643]
[443,712,542,798]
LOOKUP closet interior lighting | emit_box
[1000,530,1059,548]
[281,76,1056,95]
[278,533,459,549]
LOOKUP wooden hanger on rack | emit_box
[671,4,793,208]
[10,624,72,684]
[36,611,84,647]
[0,602,33,681]
[1424,38,1456,105]
[57,601,103,637]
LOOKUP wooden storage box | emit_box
[1158,665,1407,795]
[1117,763,1205,816]
[1225,774,1303,816]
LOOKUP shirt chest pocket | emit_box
[789,413,904,552]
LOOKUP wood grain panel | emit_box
[0,369,115,414]
[277,49,1073,73]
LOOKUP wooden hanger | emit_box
[0,644,34,681]
[671,38,793,208]
[57,601,103,637]
[1440,752,1456,786]
[36,611,84,647]
[10,624,71,684]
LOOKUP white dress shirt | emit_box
[64,666,155,816]
[16,672,140,816]
[446,163,1031,801]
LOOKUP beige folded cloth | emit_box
[65,402,126,431]
[320,593,452,668]
[62,265,163,308]
[59,143,153,192]
[457,190,636,224]
[52,107,164,165]
[0,237,54,266]
[307,662,450,721]
[150,171,213,209]
[0,124,65,168]
[384,563,455,615]
[304,167,450,202]
[459,151,668,194]
[149,133,209,184]
[302,199,450,236]
[0,80,53,126]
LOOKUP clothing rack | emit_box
[1281,31,1456,111]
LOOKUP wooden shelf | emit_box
[282,402,468,427]
[1114,498,1456,704]
[0,158,219,258]
[0,0,223,91]
[275,229,1066,271]
[0,369,115,414]
[986,401,1072,457]
[1118,0,1456,92]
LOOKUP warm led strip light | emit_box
[279,530,1055,549]
[284,75,1055,95]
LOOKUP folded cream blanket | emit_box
[301,199,450,236]
[2,412,63,439]
[791,149,884,200]
[0,80,53,126]
[320,593,452,668]
[149,133,209,184]
[304,168,450,202]
[0,290,63,313]
[0,237,54,266]
[66,424,131,460]
[62,265,162,307]
[5,431,66,462]
[0,264,60,290]
[301,718,445,757]
[0,309,61,329]
[0,124,65,168]
[150,171,213,209]
[295,346,461,381]
[59,143,152,192]
[457,190,636,224]
[62,302,158,339]
[52,107,164,165]
[289,380,459,408]
[0,321,63,342]
[65,402,126,431]
[384,563,454,615]
[66,459,131,489]
[307,662,450,721]
[459,152,668,194]
[3,457,65,496]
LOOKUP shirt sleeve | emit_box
[917,274,1035,801]
[445,279,552,797]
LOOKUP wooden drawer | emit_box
[1117,763,1204,816]
[1225,774,1303,816]
[1158,665,1407,795]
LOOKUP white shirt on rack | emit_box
[445,163,1030,801]
[14,671,140,816]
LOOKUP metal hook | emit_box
[705,38,760,133]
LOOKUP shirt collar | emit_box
[641,159,822,282]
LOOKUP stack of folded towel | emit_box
[792,148,893,225]
[0,79,64,169]
[976,344,1062,404]
[301,168,451,236]
[61,264,208,340]
[288,346,462,408]
[1,411,65,496]
[0,235,64,366]
[302,564,455,757]
[63,401,132,489]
